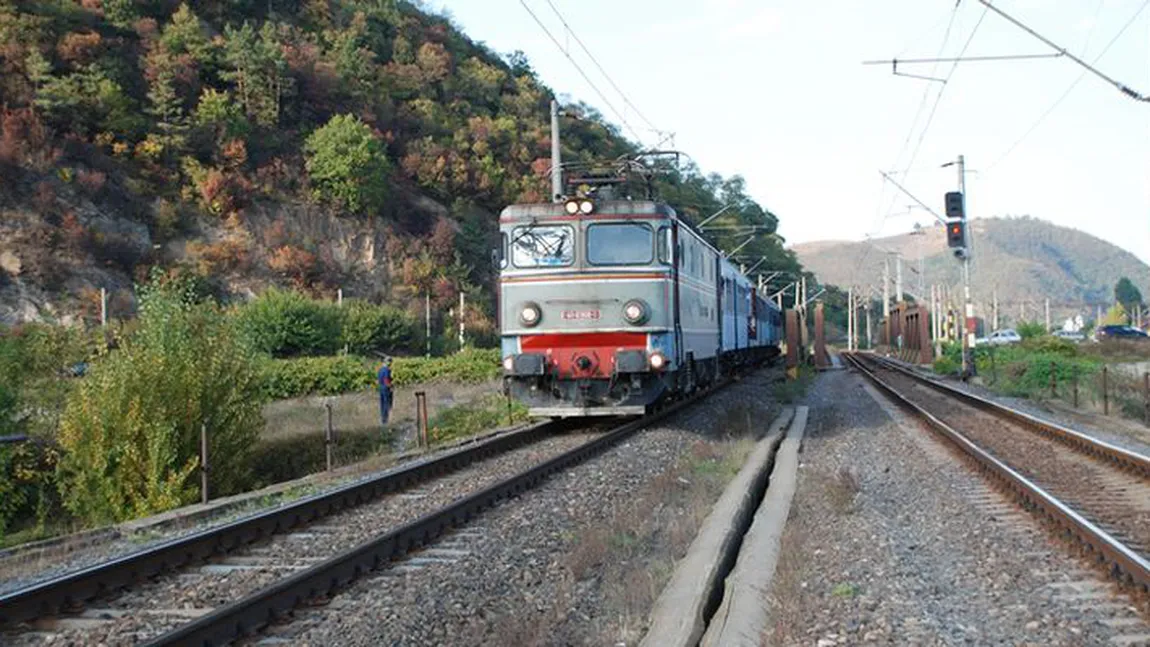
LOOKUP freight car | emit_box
[498,191,782,418]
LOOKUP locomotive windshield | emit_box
[587,222,654,265]
[511,224,574,268]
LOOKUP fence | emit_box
[204,386,526,503]
[980,351,1150,427]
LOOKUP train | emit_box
[498,172,784,418]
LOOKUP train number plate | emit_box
[562,309,601,321]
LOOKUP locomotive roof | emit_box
[500,200,675,221]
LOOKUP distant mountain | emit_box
[791,216,1150,326]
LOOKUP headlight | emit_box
[578,199,594,214]
[622,299,650,325]
[503,356,514,372]
[649,352,667,371]
[519,302,542,327]
[564,200,580,215]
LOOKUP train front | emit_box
[498,198,675,418]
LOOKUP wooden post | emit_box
[425,293,432,358]
[415,391,429,447]
[1103,366,1109,415]
[100,287,107,327]
[200,422,209,505]
[1143,372,1149,427]
[325,401,334,472]
[1050,361,1057,399]
[459,291,466,349]
[506,388,514,426]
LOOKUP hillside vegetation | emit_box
[0,0,801,329]
[793,216,1150,325]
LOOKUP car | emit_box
[985,329,1022,346]
[1093,324,1149,342]
[1053,329,1085,343]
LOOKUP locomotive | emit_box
[498,166,784,418]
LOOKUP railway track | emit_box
[1,375,744,646]
[845,352,1150,600]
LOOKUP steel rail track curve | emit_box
[0,419,561,629]
[867,354,1150,478]
[142,373,745,647]
[844,353,1150,596]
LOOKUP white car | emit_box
[985,329,1022,345]
[1053,329,1085,343]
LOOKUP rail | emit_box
[143,374,740,646]
[869,354,1150,478]
[0,420,558,628]
[844,353,1150,595]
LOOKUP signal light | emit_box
[947,220,965,248]
[945,191,964,220]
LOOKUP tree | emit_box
[304,114,391,213]
[222,22,291,128]
[1103,302,1129,326]
[1114,277,1143,312]
[56,272,263,525]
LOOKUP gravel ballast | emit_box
[3,431,599,645]
[763,367,1150,646]
[255,370,784,647]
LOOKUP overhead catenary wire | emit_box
[986,0,1150,172]
[541,0,665,144]
[517,0,647,145]
[871,4,961,235]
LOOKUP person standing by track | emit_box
[377,356,393,426]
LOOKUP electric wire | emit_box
[872,5,961,235]
[517,0,646,144]
[986,0,1150,172]
[541,0,662,140]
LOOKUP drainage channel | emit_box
[642,404,810,647]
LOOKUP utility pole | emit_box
[882,260,890,318]
[894,254,903,305]
[993,290,999,332]
[459,291,466,348]
[865,301,872,350]
[550,99,562,202]
[1045,298,1051,333]
[848,286,854,352]
[943,154,975,378]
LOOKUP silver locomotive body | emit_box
[499,198,781,418]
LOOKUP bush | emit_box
[55,275,264,525]
[391,348,500,387]
[258,355,376,400]
[340,299,417,355]
[234,288,342,357]
[1015,320,1047,340]
[428,393,528,445]
[932,355,958,376]
[257,349,501,400]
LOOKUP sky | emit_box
[425,0,1150,265]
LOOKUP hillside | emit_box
[0,0,801,331]
[792,216,1150,325]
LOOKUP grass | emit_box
[831,582,860,598]
[773,365,816,404]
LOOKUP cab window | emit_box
[657,227,672,265]
[511,225,575,268]
[587,222,654,265]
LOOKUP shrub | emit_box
[55,274,263,525]
[1015,321,1047,339]
[234,288,342,357]
[391,348,500,387]
[257,349,501,401]
[932,355,958,376]
[428,393,529,445]
[340,299,417,355]
[258,355,375,400]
